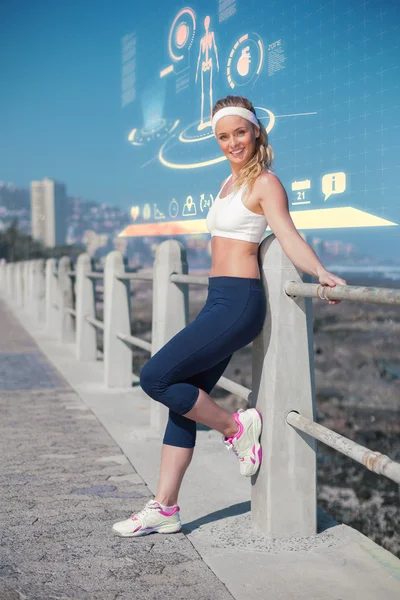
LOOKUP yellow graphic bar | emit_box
[160,65,174,78]
[119,207,398,237]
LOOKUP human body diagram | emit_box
[195,16,219,131]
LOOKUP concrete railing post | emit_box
[2,263,7,295]
[9,263,15,301]
[14,262,19,305]
[15,262,24,308]
[58,256,75,343]
[251,234,317,538]
[0,262,5,294]
[45,259,58,334]
[22,260,31,311]
[24,260,33,312]
[150,240,189,432]
[22,262,28,308]
[1,262,7,294]
[28,260,35,308]
[75,253,97,361]
[103,251,132,388]
[6,263,14,300]
[3,263,8,296]
[33,259,46,323]
[6,263,10,296]
[23,262,30,310]
[8,263,13,299]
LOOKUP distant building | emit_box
[30,178,67,247]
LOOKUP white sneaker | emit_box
[112,499,181,537]
[223,408,263,477]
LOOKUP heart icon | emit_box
[131,206,140,220]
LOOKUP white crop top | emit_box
[206,175,267,243]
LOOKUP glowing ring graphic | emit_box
[159,109,275,169]
[255,107,275,134]
[159,137,227,169]
[227,33,264,89]
[168,8,196,62]
[141,119,167,136]
[128,120,180,146]
[178,122,214,143]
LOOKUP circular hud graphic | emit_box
[227,33,264,89]
[168,8,196,62]
[128,119,180,146]
[159,107,275,170]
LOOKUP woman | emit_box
[112,95,346,537]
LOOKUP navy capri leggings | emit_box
[140,276,266,448]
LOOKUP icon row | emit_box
[291,172,347,203]
[130,171,348,221]
[130,193,215,221]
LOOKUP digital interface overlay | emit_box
[120,0,399,238]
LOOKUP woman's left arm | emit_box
[257,173,347,305]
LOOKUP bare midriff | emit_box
[209,236,261,279]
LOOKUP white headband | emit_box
[212,107,260,135]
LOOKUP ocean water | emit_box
[325,265,400,282]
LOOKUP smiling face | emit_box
[215,115,259,168]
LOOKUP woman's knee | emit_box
[139,360,163,400]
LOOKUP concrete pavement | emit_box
[0,300,233,600]
[1,297,400,599]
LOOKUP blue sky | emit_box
[0,0,135,204]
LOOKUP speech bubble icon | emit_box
[131,206,140,220]
[322,172,346,201]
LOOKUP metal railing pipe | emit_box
[117,272,154,281]
[116,331,152,353]
[285,281,400,305]
[170,273,209,286]
[85,315,105,331]
[215,376,251,402]
[286,411,400,485]
[86,271,104,279]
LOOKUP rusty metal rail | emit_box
[286,411,400,485]
[285,282,400,305]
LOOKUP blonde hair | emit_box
[212,95,274,192]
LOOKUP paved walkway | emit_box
[0,300,233,600]
[2,297,400,600]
